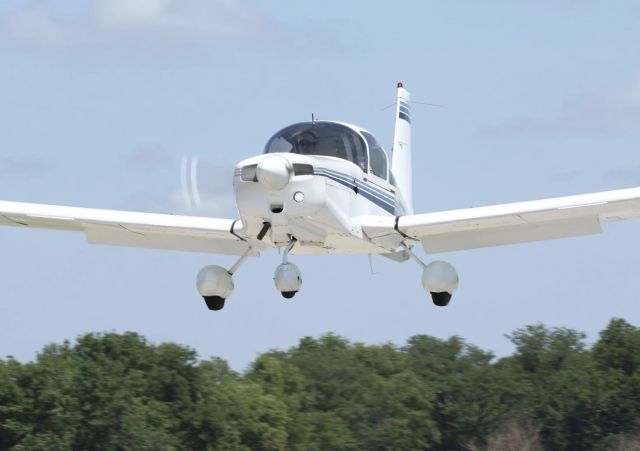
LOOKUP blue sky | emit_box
[1,0,639,370]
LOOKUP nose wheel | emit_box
[274,239,302,299]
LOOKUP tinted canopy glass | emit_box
[264,122,368,172]
[361,131,388,180]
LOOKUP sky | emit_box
[1,0,639,371]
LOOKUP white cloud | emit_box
[1,0,275,50]
[480,78,640,137]
[3,1,73,48]
[96,0,168,29]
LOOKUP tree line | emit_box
[1,318,640,450]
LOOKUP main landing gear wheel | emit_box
[196,223,271,311]
[430,292,452,307]
[203,296,226,311]
[274,239,302,299]
[196,265,234,310]
[402,244,459,307]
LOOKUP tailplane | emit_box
[391,82,413,215]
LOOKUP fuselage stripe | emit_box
[314,170,357,188]
[313,168,395,214]
[316,168,395,204]
[360,191,395,213]
[355,182,395,205]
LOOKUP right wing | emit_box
[0,200,255,256]
[362,187,640,254]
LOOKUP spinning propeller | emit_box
[179,155,235,215]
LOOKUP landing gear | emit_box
[402,244,458,307]
[196,223,271,311]
[274,239,302,299]
[197,265,234,310]
[196,251,248,311]
[430,292,452,307]
[203,296,226,311]
[196,226,304,309]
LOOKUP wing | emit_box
[362,187,640,254]
[0,200,255,256]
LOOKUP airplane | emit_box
[2,82,640,311]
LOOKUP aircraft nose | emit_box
[256,155,291,190]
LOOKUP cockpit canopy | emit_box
[263,122,389,180]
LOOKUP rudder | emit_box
[391,82,413,215]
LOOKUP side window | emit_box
[362,132,388,180]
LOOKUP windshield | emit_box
[264,122,368,172]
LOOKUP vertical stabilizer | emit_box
[391,82,413,215]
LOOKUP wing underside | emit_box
[0,201,254,256]
[5,187,640,257]
[362,187,640,254]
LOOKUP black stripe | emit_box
[399,112,411,123]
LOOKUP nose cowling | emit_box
[256,155,292,190]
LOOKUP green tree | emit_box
[0,357,31,449]
[404,335,503,449]
[3,320,640,450]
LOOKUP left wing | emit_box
[362,187,640,254]
[0,200,255,256]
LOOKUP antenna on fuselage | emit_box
[311,113,316,124]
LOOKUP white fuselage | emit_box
[233,152,396,255]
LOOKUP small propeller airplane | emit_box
[2,83,640,311]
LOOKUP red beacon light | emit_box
[397,82,404,88]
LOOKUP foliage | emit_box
[1,320,640,450]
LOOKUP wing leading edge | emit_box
[363,187,640,254]
[0,201,254,256]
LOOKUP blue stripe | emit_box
[313,168,395,214]
[399,112,411,123]
[400,101,410,109]
[315,168,354,185]
[355,181,395,206]
[359,190,395,213]
[314,169,356,189]
[399,105,410,115]
[319,168,395,205]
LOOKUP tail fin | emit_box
[391,82,413,215]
